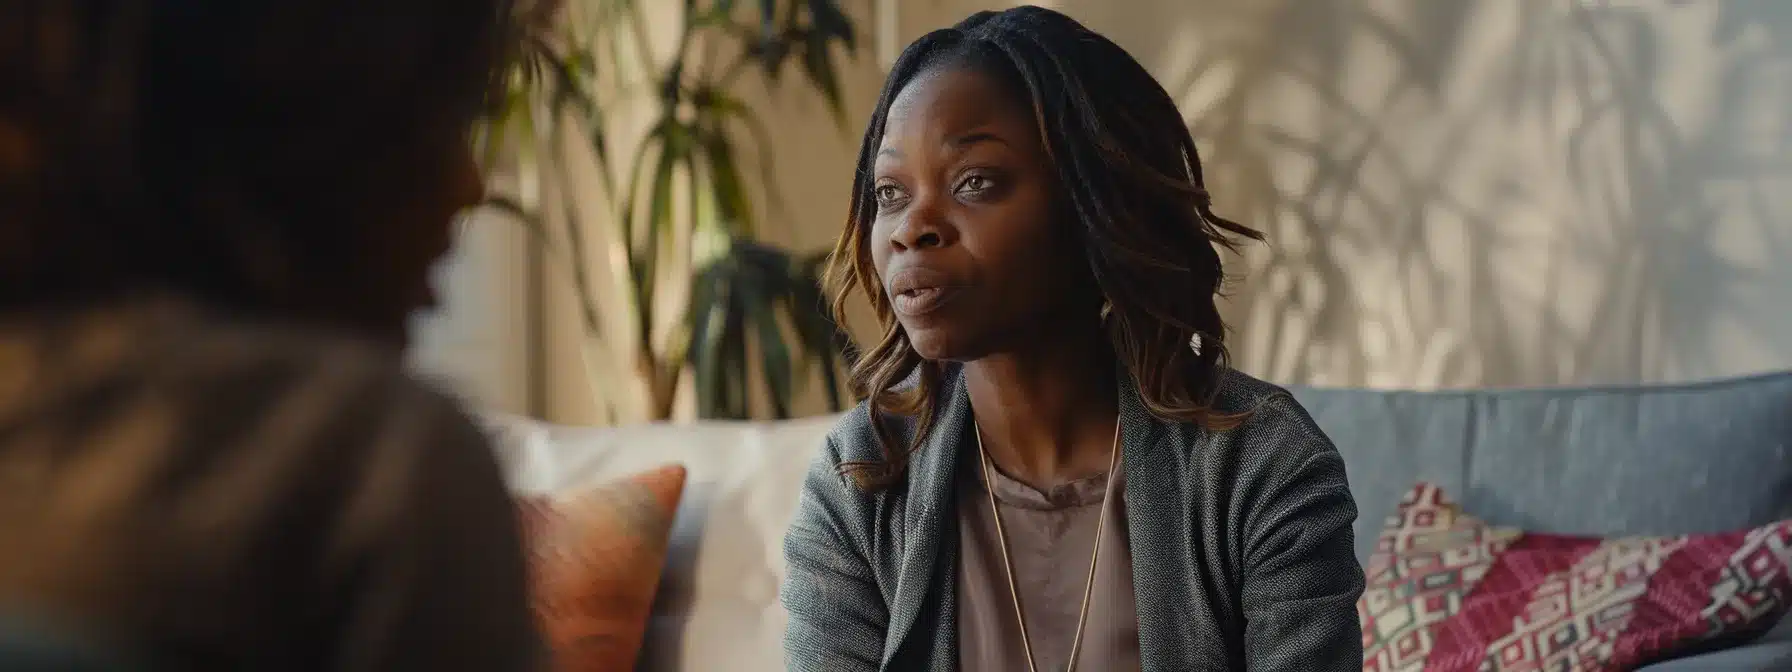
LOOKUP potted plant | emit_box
[479,0,858,421]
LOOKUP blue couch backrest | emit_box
[1288,371,1792,564]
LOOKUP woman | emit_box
[0,1,541,670]
[782,7,1363,671]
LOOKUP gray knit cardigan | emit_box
[780,364,1365,670]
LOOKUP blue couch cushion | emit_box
[1639,614,1792,670]
[1289,371,1792,564]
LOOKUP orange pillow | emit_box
[516,464,687,672]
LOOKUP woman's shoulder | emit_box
[1174,367,1337,466]
[1208,366,1298,415]
[821,362,965,464]
[821,399,905,464]
[1161,368,1354,531]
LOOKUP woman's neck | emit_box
[962,325,1119,491]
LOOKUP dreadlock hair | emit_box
[824,6,1266,491]
[0,0,522,318]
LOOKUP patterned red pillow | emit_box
[1360,483,1792,671]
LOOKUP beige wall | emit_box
[417,0,1792,422]
[1130,0,1792,389]
[407,206,534,415]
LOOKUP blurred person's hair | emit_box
[0,1,519,318]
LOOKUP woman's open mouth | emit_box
[892,286,962,317]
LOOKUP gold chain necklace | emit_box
[974,418,1122,672]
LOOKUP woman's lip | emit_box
[885,266,955,295]
[892,285,964,317]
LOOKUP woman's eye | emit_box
[874,184,904,205]
[957,174,993,193]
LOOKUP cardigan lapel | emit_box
[1116,371,1181,669]
[883,366,1180,669]
[882,369,970,670]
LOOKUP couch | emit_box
[483,370,1792,671]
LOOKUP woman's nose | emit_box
[888,200,953,252]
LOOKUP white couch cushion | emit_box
[479,412,840,672]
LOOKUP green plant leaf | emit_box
[618,118,664,263]
[788,250,849,409]
[487,0,863,422]
[691,0,737,28]
[694,125,754,237]
[757,0,780,76]
[683,239,851,418]
[584,121,615,201]
[684,261,728,417]
[539,48,613,186]
[636,120,688,347]
[806,0,856,49]
[799,30,846,124]
[719,284,751,419]
[739,255,795,419]
[701,89,787,231]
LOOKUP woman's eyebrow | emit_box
[950,130,1008,150]
[875,128,1009,162]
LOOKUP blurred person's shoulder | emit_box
[0,291,502,515]
[0,292,509,553]
[0,293,484,445]
[0,293,521,667]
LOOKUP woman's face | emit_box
[869,66,1085,361]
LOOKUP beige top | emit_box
[957,448,1142,671]
[0,297,543,670]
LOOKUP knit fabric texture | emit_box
[780,363,1366,670]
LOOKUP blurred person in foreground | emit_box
[0,1,544,670]
[781,6,1364,671]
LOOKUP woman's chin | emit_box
[906,326,984,363]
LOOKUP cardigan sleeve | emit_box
[780,436,889,671]
[1237,393,1366,671]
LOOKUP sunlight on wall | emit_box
[850,0,1792,390]
[1132,0,1792,388]
[821,0,1792,392]
[413,0,1792,421]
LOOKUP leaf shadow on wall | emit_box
[1065,0,1792,388]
